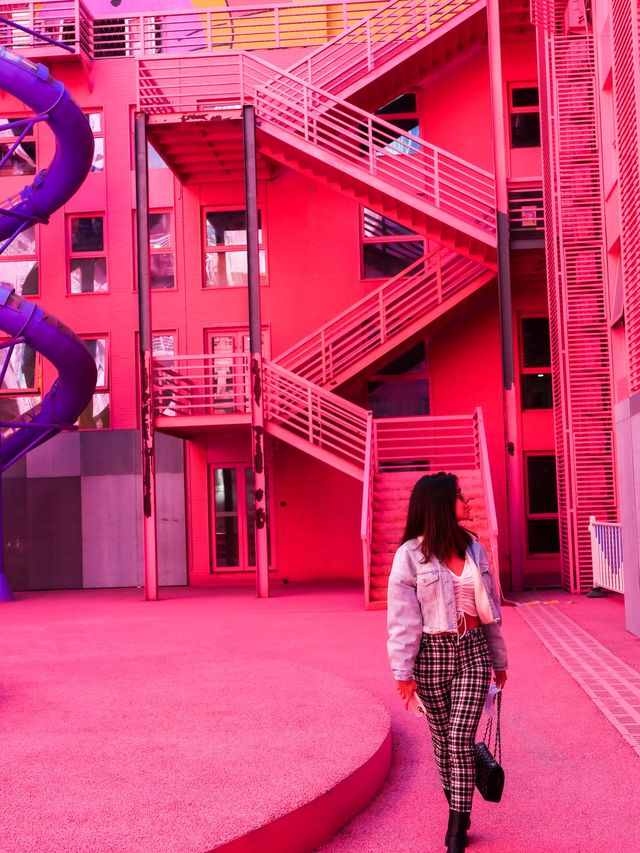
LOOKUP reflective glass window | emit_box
[204,210,266,288]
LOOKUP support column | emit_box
[134,113,159,602]
[243,105,269,599]
[487,0,523,591]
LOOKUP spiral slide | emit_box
[0,46,98,599]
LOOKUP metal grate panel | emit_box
[533,1,617,592]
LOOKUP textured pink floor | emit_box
[3,584,640,852]
[0,585,389,852]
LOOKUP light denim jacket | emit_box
[387,538,508,680]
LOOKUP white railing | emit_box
[0,0,92,58]
[152,353,251,418]
[589,516,624,594]
[93,0,380,58]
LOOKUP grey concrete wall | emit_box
[615,395,640,638]
[3,429,187,591]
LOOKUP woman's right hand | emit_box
[396,678,418,710]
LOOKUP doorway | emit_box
[208,464,271,572]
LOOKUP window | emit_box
[77,337,109,428]
[367,343,429,417]
[373,94,420,155]
[0,339,40,431]
[520,316,552,409]
[0,116,36,176]
[153,332,177,417]
[510,86,540,149]
[86,112,104,173]
[149,212,175,289]
[525,454,560,555]
[204,210,266,288]
[361,208,425,278]
[69,216,108,293]
[0,225,38,295]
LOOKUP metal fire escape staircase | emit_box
[143,2,499,602]
[284,0,488,110]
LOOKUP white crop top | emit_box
[448,554,479,618]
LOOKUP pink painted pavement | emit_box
[2,585,640,852]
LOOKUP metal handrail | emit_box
[93,0,381,58]
[374,414,480,471]
[0,0,92,59]
[287,0,481,93]
[138,51,496,238]
[152,352,251,418]
[274,246,493,384]
[262,358,369,468]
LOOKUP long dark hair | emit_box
[401,472,472,563]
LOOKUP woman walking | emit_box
[387,472,508,852]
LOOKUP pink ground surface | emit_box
[2,583,640,852]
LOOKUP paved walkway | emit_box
[321,591,640,853]
[2,585,639,852]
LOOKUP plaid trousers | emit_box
[414,627,492,812]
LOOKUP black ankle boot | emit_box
[443,794,470,845]
[445,809,470,852]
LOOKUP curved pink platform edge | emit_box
[212,728,392,853]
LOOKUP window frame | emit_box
[85,110,105,173]
[0,337,41,396]
[509,83,541,150]
[202,207,267,289]
[0,113,37,177]
[519,314,553,411]
[68,214,108,295]
[148,209,176,291]
[524,451,560,557]
[0,223,39,297]
[77,334,110,429]
[360,206,427,281]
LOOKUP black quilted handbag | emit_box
[475,690,504,803]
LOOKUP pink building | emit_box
[0,0,636,632]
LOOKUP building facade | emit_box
[0,0,636,628]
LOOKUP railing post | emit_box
[307,385,314,443]
[433,149,440,207]
[378,290,386,342]
[274,7,281,49]
[368,120,375,173]
[207,10,213,52]
[366,19,373,70]
[303,83,309,141]
[320,328,327,385]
